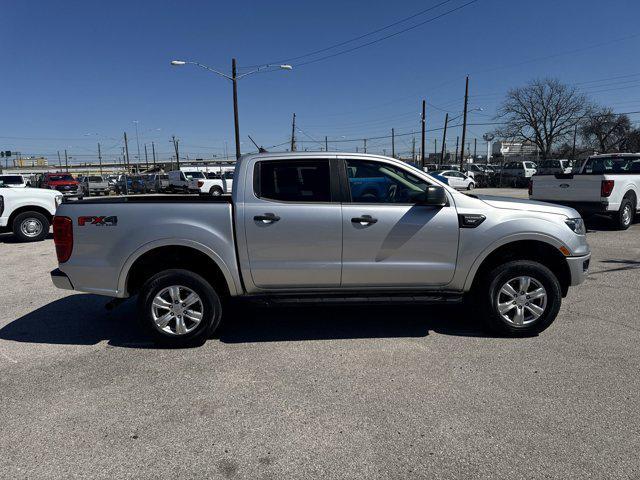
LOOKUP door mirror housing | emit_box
[417,185,447,206]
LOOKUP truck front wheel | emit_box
[476,260,562,336]
[137,269,222,346]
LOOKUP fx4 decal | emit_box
[78,216,118,226]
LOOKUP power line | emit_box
[294,0,480,68]
[252,0,455,67]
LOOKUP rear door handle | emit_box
[351,215,378,225]
[254,213,280,224]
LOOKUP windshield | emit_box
[184,171,205,179]
[0,175,24,184]
[87,176,103,182]
[48,174,74,181]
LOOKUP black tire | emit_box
[12,211,50,242]
[209,186,223,196]
[614,197,634,230]
[137,269,222,347]
[467,182,475,191]
[475,260,562,336]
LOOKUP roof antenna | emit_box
[248,135,267,153]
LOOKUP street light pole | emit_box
[231,58,241,160]
[171,59,292,162]
[134,121,141,167]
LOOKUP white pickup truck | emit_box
[0,185,62,241]
[530,153,640,230]
[181,169,232,196]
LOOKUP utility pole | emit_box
[421,99,426,168]
[231,58,241,160]
[152,141,157,168]
[124,132,131,172]
[134,121,141,167]
[64,149,69,172]
[290,113,296,151]
[434,138,437,155]
[364,138,367,153]
[57,151,62,170]
[459,75,470,170]
[440,113,449,166]
[571,125,577,159]
[473,138,477,161]
[455,136,459,164]
[391,128,395,158]
[411,137,416,161]
[325,136,328,152]
[144,144,149,171]
[172,135,180,169]
[97,143,103,175]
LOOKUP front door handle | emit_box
[254,213,280,224]
[351,215,378,225]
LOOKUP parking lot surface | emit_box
[1,203,639,478]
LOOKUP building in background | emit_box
[15,157,48,167]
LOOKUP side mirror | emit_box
[418,185,447,206]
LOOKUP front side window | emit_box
[256,160,331,202]
[0,176,24,184]
[345,159,429,204]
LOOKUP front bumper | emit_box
[566,253,591,286]
[50,268,74,291]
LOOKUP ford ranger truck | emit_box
[530,153,639,230]
[50,153,591,346]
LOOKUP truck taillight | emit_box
[198,180,204,188]
[53,216,73,263]
[601,180,615,197]
[528,179,533,196]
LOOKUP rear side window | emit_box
[255,160,331,202]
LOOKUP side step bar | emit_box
[243,292,463,306]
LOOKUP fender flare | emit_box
[462,232,565,292]
[116,238,239,297]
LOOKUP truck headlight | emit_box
[565,217,586,235]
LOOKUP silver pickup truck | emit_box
[50,152,591,346]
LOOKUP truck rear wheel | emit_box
[614,198,634,230]
[12,211,50,242]
[476,260,562,336]
[137,269,222,346]
[209,186,223,196]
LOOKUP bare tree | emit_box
[581,107,632,153]
[495,78,591,159]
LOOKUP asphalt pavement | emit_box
[0,192,639,479]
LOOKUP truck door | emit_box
[340,158,459,287]
[243,158,342,289]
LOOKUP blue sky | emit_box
[2,0,640,163]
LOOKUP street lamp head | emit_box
[171,60,186,66]
[279,64,293,70]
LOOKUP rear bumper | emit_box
[50,268,74,291]
[532,199,611,215]
[566,254,591,286]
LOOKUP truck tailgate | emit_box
[531,174,603,202]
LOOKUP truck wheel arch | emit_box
[464,237,572,297]
[7,205,54,227]
[119,240,239,298]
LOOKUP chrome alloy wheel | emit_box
[496,276,547,326]
[151,285,204,335]
[622,204,632,227]
[20,218,44,238]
